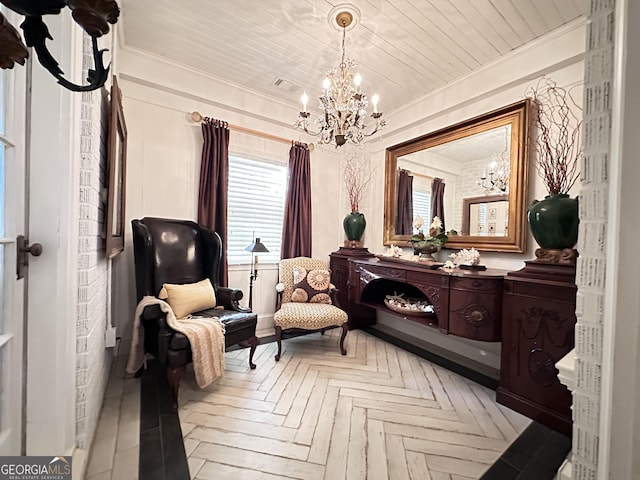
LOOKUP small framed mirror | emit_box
[384,100,530,252]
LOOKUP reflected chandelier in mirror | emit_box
[384,100,530,253]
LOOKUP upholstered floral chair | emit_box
[273,257,348,361]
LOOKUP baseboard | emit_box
[256,314,274,335]
[555,457,572,480]
[256,327,274,338]
[117,337,132,358]
[71,446,87,480]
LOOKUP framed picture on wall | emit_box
[105,76,127,257]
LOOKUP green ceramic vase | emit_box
[527,194,579,249]
[343,212,367,241]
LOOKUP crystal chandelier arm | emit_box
[293,111,322,137]
[362,113,386,138]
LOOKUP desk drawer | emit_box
[450,276,501,293]
[406,269,448,287]
[358,264,406,282]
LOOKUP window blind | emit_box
[227,154,287,264]
[412,190,431,232]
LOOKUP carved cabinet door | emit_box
[449,276,503,341]
[498,278,576,435]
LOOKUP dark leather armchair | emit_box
[131,217,258,402]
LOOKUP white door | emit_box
[0,8,28,455]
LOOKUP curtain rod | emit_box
[190,111,314,151]
[399,168,438,181]
[413,171,436,181]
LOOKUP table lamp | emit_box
[244,237,270,310]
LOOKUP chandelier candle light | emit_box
[294,9,386,147]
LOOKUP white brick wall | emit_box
[75,35,112,450]
[572,1,615,478]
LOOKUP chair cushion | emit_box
[291,266,332,304]
[274,302,347,330]
[159,278,216,318]
[196,308,258,333]
[168,308,257,351]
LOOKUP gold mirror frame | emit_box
[383,100,530,252]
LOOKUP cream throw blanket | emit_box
[126,296,226,388]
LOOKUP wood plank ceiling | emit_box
[119,0,587,114]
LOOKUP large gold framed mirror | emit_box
[384,100,530,252]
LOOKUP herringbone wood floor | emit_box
[178,329,530,480]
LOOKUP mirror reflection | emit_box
[384,100,530,252]
[396,124,512,238]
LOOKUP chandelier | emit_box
[477,126,510,194]
[293,10,385,147]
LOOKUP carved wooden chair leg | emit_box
[339,323,348,355]
[275,325,283,361]
[167,365,186,408]
[248,336,258,369]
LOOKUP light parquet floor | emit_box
[178,329,530,480]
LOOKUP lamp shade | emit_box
[245,238,270,253]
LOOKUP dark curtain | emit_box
[198,118,230,286]
[431,177,446,231]
[395,169,414,235]
[281,142,312,259]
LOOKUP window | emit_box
[227,154,287,264]
[412,190,431,228]
[412,175,431,232]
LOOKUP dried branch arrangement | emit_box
[343,153,373,212]
[526,78,582,195]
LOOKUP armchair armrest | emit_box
[275,283,285,310]
[140,303,173,366]
[216,287,250,313]
[141,303,170,329]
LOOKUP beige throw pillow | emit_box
[159,279,216,318]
